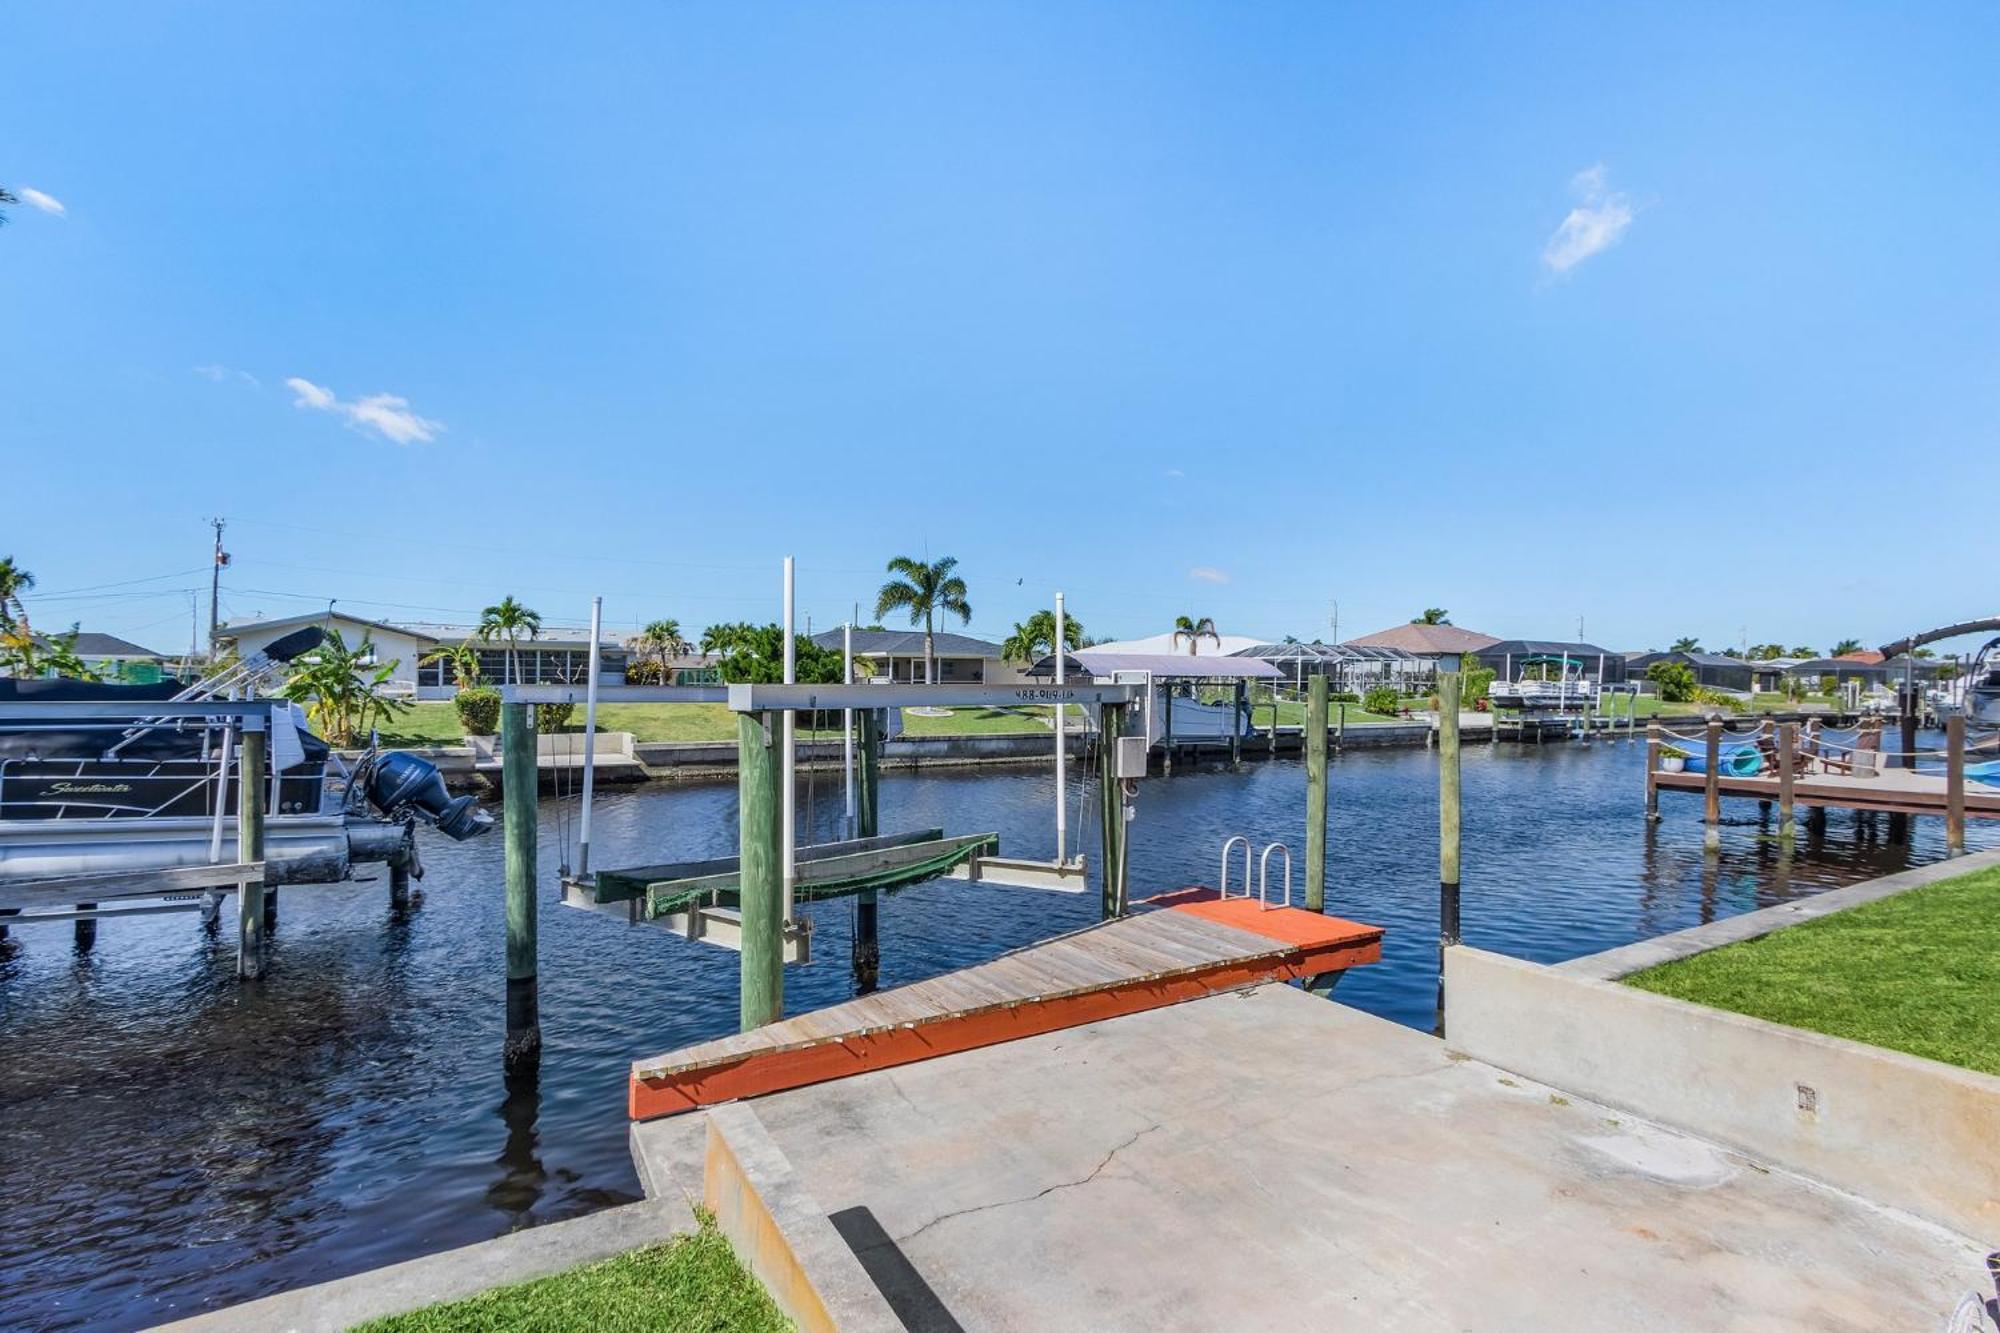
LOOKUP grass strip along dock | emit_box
[1624,861,2000,1077]
[352,1217,786,1333]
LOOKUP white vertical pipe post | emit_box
[842,622,856,840]
[209,719,234,863]
[1054,591,1067,864]
[781,557,796,922]
[576,596,603,877]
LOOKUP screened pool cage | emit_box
[1233,643,1430,696]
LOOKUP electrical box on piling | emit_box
[1115,735,1149,780]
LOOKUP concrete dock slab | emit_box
[637,984,1985,1331]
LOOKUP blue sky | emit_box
[4,3,1996,656]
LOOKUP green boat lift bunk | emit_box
[503,676,1142,971]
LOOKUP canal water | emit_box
[1,737,1989,1329]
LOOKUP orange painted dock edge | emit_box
[628,900,1382,1121]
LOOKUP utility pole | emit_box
[1329,599,1339,645]
[207,518,229,659]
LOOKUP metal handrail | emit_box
[1218,835,1251,899]
[1258,842,1292,910]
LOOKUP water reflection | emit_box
[2,738,1992,1330]
[487,1069,546,1222]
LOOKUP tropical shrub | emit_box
[455,686,501,736]
[1330,691,1361,704]
[279,629,409,746]
[1692,686,1745,713]
[536,701,575,732]
[1458,653,1497,706]
[1361,684,1401,716]
[0,621,101,681]
[702,623,845,684]
[1646,660,1697,703]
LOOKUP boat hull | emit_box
[0,814,363,886]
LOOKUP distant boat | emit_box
[1488,655,1596,712]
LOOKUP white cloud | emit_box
[1164,467,1185,479]
[287,376,442,444]
[1542,164,1635,274]
[18,187,66,217]
[286,376,337,410]
[1188,566,1230,585]
[195,364,259,386]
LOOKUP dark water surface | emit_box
[2,738,1990,1329]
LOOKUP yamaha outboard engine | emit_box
[360,751,492,840]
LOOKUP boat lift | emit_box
[497,577,1139,1034]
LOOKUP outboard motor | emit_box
[360,751,492,840]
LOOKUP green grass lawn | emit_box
[353,1220,790,1333]
[369,701,1075,746]
[1259,699,1404,727]
[1623,865,2000,1076]
[366,691,1845,749]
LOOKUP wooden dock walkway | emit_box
[1651,765,2000,819]
[628,894,1383,1120]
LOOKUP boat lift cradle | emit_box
[522,670,1136,961]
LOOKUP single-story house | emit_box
[809,629,1030,685]
[1786,655,1930,687]
[220,612,442,696]
[36,631,172,683]
[1341,623,1501,674]
[220,612,626,699]
[1625,651,1756,693]
[1473,639,1628,685]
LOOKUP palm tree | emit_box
[1670,636,1702,653]
[874,556,971,684]
[419,641,484,690]
[629,618,688,680]
[1831,637,1864,657]
[0,187,16,226]
[1412,608,1451,625]
[0,556,34,630]
[1171,615,1220,655]
[477,595,542,686]
[1001,609,1084,665]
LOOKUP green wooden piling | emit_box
[737,709,783,1031]
[1947,714,1967,855]
[1305,674,1329,912]
[1777,721,1797,843]
[236,725,267,979]
[853,709,881,992]
[501,701,540,1068]
[1703,720,1722,852]
[1644,722,1662,820]
[1435,672,1462,1034]
[856,710,880,839]
[1097,703,1125,920]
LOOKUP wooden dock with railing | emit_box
[1645,715,1997,851]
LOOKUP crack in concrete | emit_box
[895,1123,1163,1244]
